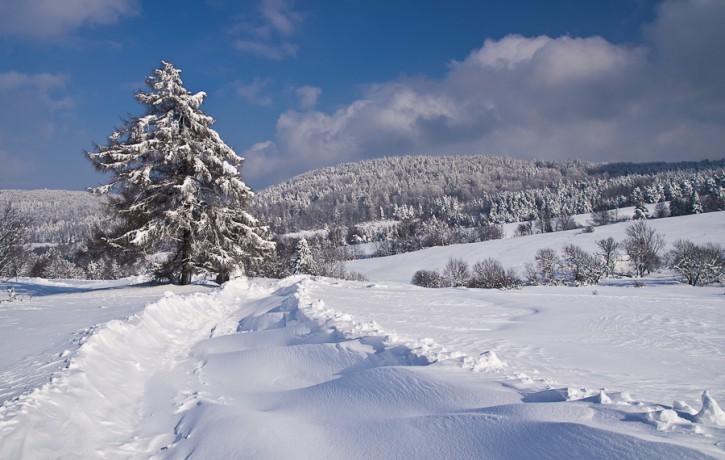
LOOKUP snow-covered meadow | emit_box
[0,212,724,458]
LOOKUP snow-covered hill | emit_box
[0,189,105,244]
[0,212,723,458]
[348,210,725,284]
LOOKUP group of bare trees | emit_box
[413,257,522,289]
[412,221,723,289]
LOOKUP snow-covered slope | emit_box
[0,212,723,458]
[347,211,725,283]
[1,277,723,458]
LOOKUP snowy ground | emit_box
[0,213,724,458]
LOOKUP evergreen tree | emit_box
[633,199,649,220]
[291,237,317,275]
[0,204,29,279]
[87,61,274,285]
[691,192,703,214]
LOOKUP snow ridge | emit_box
[296,278,506,373]
[0,277,722,458]
[0,280,264,458]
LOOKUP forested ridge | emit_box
[253,155,725,233]
[0,189,106,244]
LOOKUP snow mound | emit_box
[297,278,506,373]
[0,281,257,458]
[695,390,725,426]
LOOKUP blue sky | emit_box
[1,0,723,191]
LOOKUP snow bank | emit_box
[0,280,260,458]
[0,277,722,458]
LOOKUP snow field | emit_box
[2,276,721,458]
[0,280,265,458]
[0,279,213,405]
[347,210,725,284]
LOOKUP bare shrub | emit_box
[669,240,724,286]
[558,213,580,231]
[516,221,534,237]
[590,209,613,227]
[412,270,444,288]
[531,248,560,285]
[596,237,620,277]
[624,221,665,277]
[654,202,669,218]
[478,223,504,241]
[469,258,521,289]
[470,258,505,288]
[443,257,470,287]
[561,244,605,285]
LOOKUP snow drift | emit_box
[1,275,723,458]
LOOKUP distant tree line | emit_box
[253,156,724,235]
[412,221,724,289]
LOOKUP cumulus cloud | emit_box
[245,0,725,186]
[644,0,725,114]
[231,0,302,60]
[0,0,139,39]
[296,86,321,109]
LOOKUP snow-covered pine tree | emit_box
[87,61,274,285]
[291,237,316,275]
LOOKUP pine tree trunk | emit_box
[179,230,193,285]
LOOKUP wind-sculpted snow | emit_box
[0,277,722,458]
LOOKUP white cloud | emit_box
[231,0,302,60]
[245,0,725,186]
[233,77,273,106]
[460,34,550,69]
[295,86,321,109]
[0,0,139,39]
[0,71,67,91]
[259,0,301,37]
[233,40,298,60]
[644,0,725,114]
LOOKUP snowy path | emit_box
[0,280,244,458]
[0,279,213,405]
[1,278,722,458]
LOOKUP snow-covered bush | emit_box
[469,258,522,289]
[654,202,669,218]
[411,270,444,288]
[668,240,724,286]
[557,213,580,231]
[596,237,620,277]
[527,248,561,285]
[443,257,470,287]
[624,221,666,277]
[27,248,85,280]
[561,244,605,285]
